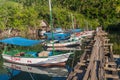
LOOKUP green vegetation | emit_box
[0,0,120,54]
[0,0,120,29]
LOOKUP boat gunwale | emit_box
[2,52,73,58]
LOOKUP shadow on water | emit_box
[66,50,84,70]
[115,58,120,79]
[0,60,20,80]
[0,57,20,80]
[106,23,120,54]
[106,23,120,35]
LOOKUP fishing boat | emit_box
[74,30,94,38]
[1,37,73,67]
[45,30,93,48]
[44,29,81,47]
[45,39,81,47]
[44,31,70,41]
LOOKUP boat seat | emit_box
[38,51,49,57]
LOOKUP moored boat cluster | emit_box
[0,27,94,67]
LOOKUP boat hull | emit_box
[46,40,80,47]
[2,52,72,67]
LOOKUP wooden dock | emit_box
[67,27,120,80]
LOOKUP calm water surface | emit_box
[0,61,69,80]
[0,58,120,80]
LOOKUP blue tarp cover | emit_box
[44,32,70,40]
[70,29,81,33]
[0,37,43,46]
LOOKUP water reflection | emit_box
[2,58,119,80]
[1,61,68,80]
[0,66,20,80]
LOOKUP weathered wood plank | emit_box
[77,62,86,66]
[106,62,117,66]
[74,69,83,73]
[104,67,117,71]
[105,74,119,79]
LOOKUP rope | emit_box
[28,72,35,80]
[25,64,35,80]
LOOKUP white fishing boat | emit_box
[45,39,81,47]
[1,37,73,67]
[75,30,94,39]
[2,52,72,67]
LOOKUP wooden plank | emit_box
[104,51,109,53]
[77,62,86,66]
[106,62,117,66]
[104,43,113,46]
[71,72,76,76]
[81,60,86,63]
[105,74,119,79]
[83,33,100,80]
[74,69,83,73]
[113,55,120,58]
[67,72,76,80]
[98,33,107,36]
[104,47,109,50]
[103,36,108,39]
[104,39,110,42]
[104,67,117,71]
[73,76,78,80]
[104,49,109,51]
[117,68,120,71]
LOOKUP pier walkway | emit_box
[67,27,120,80]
